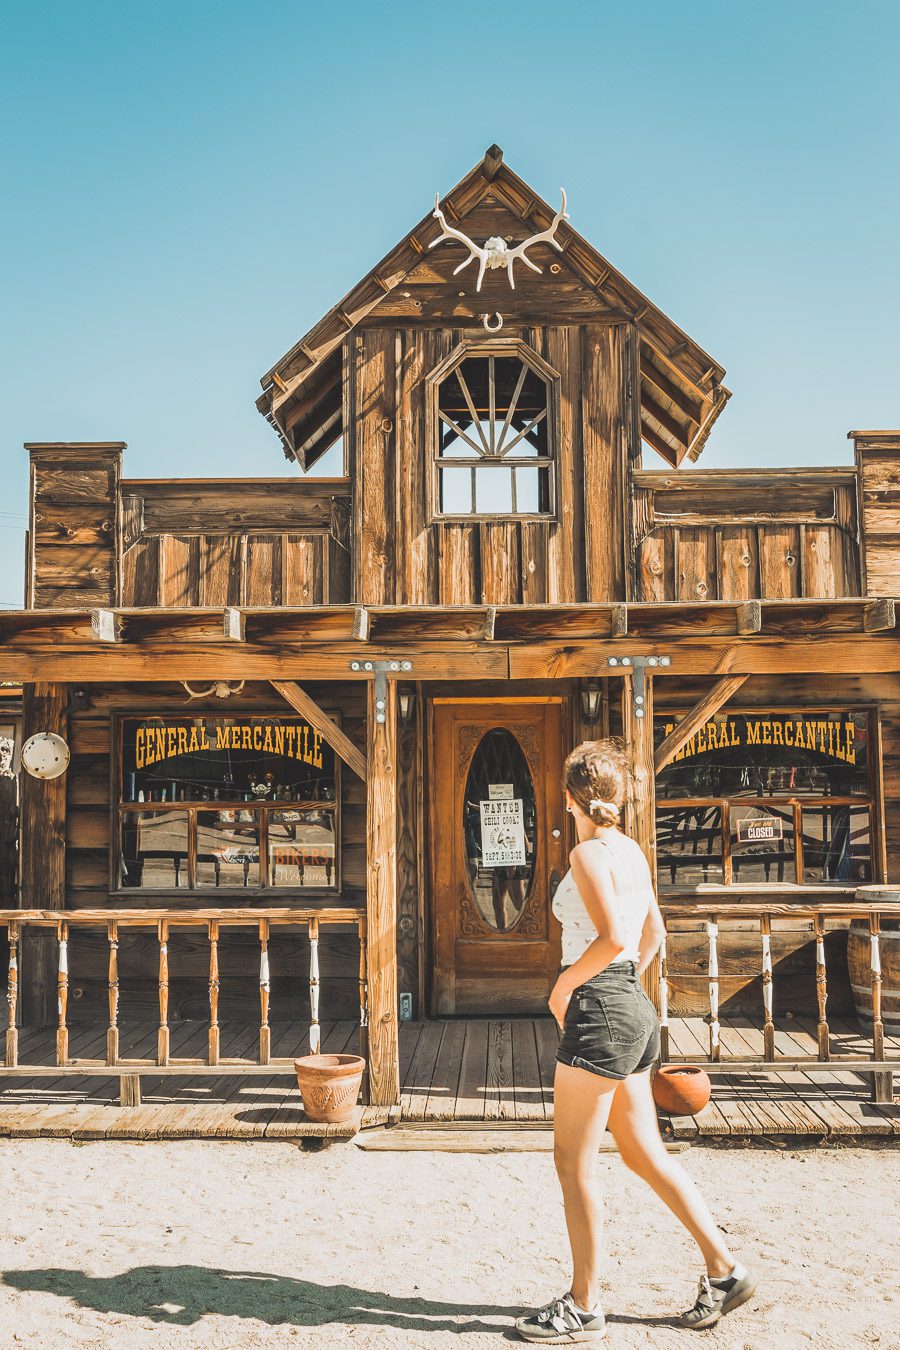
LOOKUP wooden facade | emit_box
[3,147,899,1117]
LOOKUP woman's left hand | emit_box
[548,982,572,1030]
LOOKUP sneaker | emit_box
[515,1291,606,1342]
[679,1266,757,1330]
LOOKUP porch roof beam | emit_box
[270,679,367,781]
[654,674,749,773]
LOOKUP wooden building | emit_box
[2,146,898,1126]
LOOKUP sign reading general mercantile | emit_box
[131,720,325,771]
[658,716,857,765]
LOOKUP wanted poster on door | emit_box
[480,795,526,866]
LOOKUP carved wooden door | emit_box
[430,698,566,1015]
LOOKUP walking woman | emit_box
[515,740,755,1342]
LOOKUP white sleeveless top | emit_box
[551,834,653,968]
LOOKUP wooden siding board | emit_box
[545,326,584,603]
[717,526,760,602]
[582,325,628,601]
[354,330,395,604]
[479,521,520,605]
[676,527,717,602]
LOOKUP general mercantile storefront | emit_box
[0,145,897,1137]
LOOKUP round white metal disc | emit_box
[20,731,70,780]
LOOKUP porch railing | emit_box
[0,907,367,1105]
[658,899,899,1102]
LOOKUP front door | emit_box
[430,698,567,1015]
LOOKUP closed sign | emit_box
[737,816,783,844]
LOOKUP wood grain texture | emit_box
[582,325,628,601]
[366,679,400,1105]
[20,683,67,1024]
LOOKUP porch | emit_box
[0,1011,895,1143]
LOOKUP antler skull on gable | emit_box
[430,190,569,292]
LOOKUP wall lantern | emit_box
[20,732,70,780]
[580,684,603,723]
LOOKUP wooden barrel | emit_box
[848,887,900,1030]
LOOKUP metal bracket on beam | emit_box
[606,654,671,719]
[349,658,413,725]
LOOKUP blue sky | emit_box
[1,1,898,607]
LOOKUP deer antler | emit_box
[430,195,490,291]
[504,189,569,290]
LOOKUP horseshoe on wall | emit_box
[482,312,503,332]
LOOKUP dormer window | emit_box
[427,341,558,519]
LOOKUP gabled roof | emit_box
[257,145,730,468]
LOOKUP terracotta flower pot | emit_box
[652,1064,712,1116]
[294,1052,365,1124]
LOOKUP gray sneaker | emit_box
[515,1291,606,1342]
[679,1267,757,1329]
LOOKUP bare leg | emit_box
[607,1070,733,1277]
[552,1061,618,1310]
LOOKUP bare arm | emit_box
[636,890,666,976]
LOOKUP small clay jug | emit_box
[651,1064,712,1116]
[294,1052,365,1124]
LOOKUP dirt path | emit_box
[0,1138,896,1348]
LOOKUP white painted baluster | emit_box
[6,921,18,1068]
[761,915,774,1060]
[308,916,320,1054]
[56,920,69,1066]
[707,918,720,1061]
[259,919,271,1065]
[107,919,119,1066]
[814,914,830,1061]
[658,930,670,1062]
[869,914,891,1103]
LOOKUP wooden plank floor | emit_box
[0,1015,895,1141]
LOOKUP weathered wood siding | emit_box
[854,432,900,598]
[632,469,861,601]
[120,480,351,607]
[27,444,122,608]
[350,324,634,605]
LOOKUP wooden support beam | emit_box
[20,683,67,1026]
[864,597,896,632]
[623,674,659,1011]
[612,604,628,638]
[366,678,400,1106]
[224,607,246,641]
[353,606,370,641]
[270,680,367,782]
[90,609,123,643]
[736,601,762,635]
[654,674,749,774]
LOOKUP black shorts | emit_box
[556,961,660,1080]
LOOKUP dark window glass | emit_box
[463,729,536,932]
[121,810,189,889]
[268,807,337,888]
[196,809,261,888]
[730,805,798,884]
[656,805,724,886]
[802,805,872,884]
[655,713,868,800]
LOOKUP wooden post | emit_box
[208,919,220,1066]
[308,915,321,1054]
[814,914,830,1061]
[107,920,119,1065]
[20,683,67,1026]
[259,918,271,1064]
[358,913,369,1098]
[623,671,659,1009]
[366,678,400,1105]
[5,922,18,1068]
[760,915,775,1060]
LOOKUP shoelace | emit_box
[537,1295,584,1331]
[692,1274,716,1314]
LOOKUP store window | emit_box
[654,711,873,887]
[118,716,339,892]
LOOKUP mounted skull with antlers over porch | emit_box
[430,190,569,292]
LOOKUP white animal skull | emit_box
[430,190,569,292]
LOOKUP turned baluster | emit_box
[157,918,170,1065]
[814,914,830,1060]
[107,920,119,1065]
[56,920,69,1066]
[658,930,670,1062]
[259,919,271,1065]
[760,915,775,1060]
[309,915,320,1054]
[707,917,720,1061]
[6,922,18,1068]
[869,913,891,1103]
[357,915,369,1067]
[208,919,220,1066]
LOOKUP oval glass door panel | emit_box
[463,728,537,931]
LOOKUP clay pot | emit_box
[294,1052,365,1124]
[652,1064,712,1116]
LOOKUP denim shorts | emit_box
[556,960,660,1080]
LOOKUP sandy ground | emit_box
[0,1139,896,1349]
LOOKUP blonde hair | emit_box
[563,739,629,827]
